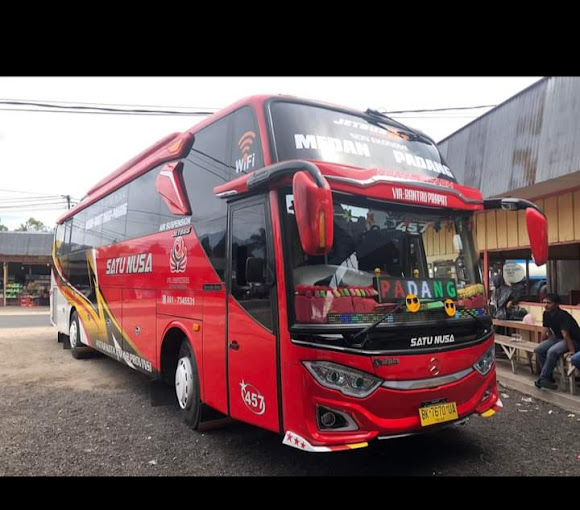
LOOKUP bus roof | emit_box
[56,95,275,225]
[57,94,479,224]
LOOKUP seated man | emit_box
[569,351,580,372]
[534,294,580,389]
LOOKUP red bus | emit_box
[51,95,548,452]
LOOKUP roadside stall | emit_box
[0,232,53,307]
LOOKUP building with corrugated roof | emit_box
[0,231,53,306]
[437,76,580,304]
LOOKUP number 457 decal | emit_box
[240,380,266,415]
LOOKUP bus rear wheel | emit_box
[175,340,201,429]
[69,311,93,360]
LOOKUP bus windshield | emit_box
[269,100,456,182]
[282,192,485,327]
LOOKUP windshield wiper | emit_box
[364,108,435,144]
[349,304,403,348]
[461,307,490,334]
[365,108,410,130]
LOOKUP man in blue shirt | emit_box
[534,293,580,390]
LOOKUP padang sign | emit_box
[374,277,457,302]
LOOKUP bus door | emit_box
[227,197,280,433]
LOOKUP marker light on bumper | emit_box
[473,346,495,376]
[303,361,382,398]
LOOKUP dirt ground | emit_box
[0,326,145,392]
[1,321,579,476]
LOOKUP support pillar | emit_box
[525,259,530,297]
[2,262,7,307]
[483,250,489,302]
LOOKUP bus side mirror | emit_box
[484,197,548,266]
[292,171,334,256]
[246,256,265,284]
[156,161,191,216]
[525,207,548,266]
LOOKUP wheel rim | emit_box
[69,320,78,349]
[175,356,194,410]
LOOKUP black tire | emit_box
[175,340,201,429]
[69,311,93,360]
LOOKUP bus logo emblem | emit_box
[170,236,187,273]
[428,357,441,376]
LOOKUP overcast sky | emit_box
[0,76,542,230]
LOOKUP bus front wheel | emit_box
[175,340,201,429]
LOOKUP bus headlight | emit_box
[473,346,495,376]
[303,361,382,398]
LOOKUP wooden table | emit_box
[492,319,545,343]
[493,319,545,375]
[494,334,538,374]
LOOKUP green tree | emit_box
[15,217,51,232]
[0,224,7,231]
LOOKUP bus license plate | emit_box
[419,401,458,427]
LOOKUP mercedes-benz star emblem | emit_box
[428,357,441,376]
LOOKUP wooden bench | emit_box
[494,334,538,375]
[495,334,578,394]
[564,356,579,395]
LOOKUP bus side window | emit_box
[126,169,161,240]
[84,201,103,249]
[182,115,232,280]
[55,223,66,257]
[230,203,273,331]
[62,219,72,255]
[101,187,128,246]
[229,106,264,177]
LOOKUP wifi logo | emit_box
[235,131,257,173]
[238,131,256,161]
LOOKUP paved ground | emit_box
[0,306,50,314]
[0,306,50,328]
[0,313,51,328]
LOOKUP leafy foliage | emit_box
[14,217,52,232]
